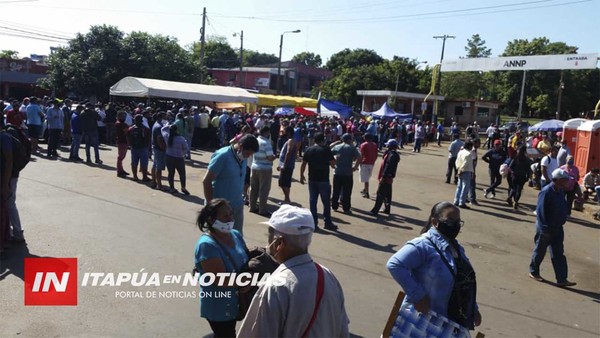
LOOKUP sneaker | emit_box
[469,200,479,206]
[181,188,190,196]
[529,273,544,282]
[458,204,470,209]
[506,198,513,207]
[121,171,130,176]
[364,193,370,199]
[95,159,103,164]
[324,224,338,231]
[117,172,127,178]
[556,280,577,287]
[483,189,490,199]
[169,188,178,194]
[514,202,519,210]
[491,192,496,199]
[370,210,379,217]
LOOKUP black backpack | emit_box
[2,126,31,174]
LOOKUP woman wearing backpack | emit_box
[162,124,189,195]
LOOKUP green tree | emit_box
[192,35,238,69]
[43,25,200,99]
[241,50,278,66]
[465,34,491,58]
[292,52,322,67]
[318,57,425,108]
[124,32,198,82]
[325,48,384,73]
[0,50,19,59]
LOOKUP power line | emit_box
[0,30,66,43]
[3,3,201,16]
[0,25,71,41]
[0,20,75,38]
[212,0,584,23]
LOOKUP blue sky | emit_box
[1,0,598,66]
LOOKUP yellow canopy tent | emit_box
[256,94,318,108]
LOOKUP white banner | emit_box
[442,53,598,72]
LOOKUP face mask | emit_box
[436,220,462,240]
[213,220,234,233]
[267,236,282,261]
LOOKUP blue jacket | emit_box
[71,113,82,135]
[387,228,476,318]
[535,182,567,231]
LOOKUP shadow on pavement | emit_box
[318,228,398,254]
[566,216,599,230]
[352,209,415,230]
[0,244,43,282]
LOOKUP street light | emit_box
[277,29,301,94]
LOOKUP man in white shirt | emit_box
[454,140,474,208]
[540,145,560,187]
[238,205,349,337]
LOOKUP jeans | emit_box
[487,168,503,194]
[468,175,477,202]
[372,180,392,213]
[83,132,100,161]
[332,174,353,211]
[7,178,23,239]
[250,169,272,214]
[47,129,62,156]
[166,155,186,189]
[446,157,458,183]
[233,205,244,235]
[529,226,568,282]
[413,138,423,152]
[454,172,472,205]
[69,134,82,159]
[308,181,332,227]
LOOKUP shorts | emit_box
[359,164,374,183]
[131,148,149,168]
[244,166,251,186]
[153,148,166,170]
[27,124,42,138]
[278,167,294,188]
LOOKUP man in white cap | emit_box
[529,168,576,287]
[238,204,349,337]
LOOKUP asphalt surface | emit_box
[1,141,599,337]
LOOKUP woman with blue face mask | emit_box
[194,198,249,337]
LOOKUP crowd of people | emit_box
[2,95,599,336]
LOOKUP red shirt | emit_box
[360,141,378,165]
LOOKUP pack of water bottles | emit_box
[389,307,471,338]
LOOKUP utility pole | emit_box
[556,70,564,120]
[199,7,207,83]
[234,30,244,88]
[433,34,455,123]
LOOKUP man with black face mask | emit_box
[203,134,259,235]
[238,204,349,337]
[387,201,481,331]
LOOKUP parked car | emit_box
[499,121,530,133]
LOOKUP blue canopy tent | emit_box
[317,99,353,119]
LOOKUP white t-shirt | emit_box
[541,155,559,183]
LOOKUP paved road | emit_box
[1,142,599,337]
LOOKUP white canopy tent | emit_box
[304,105,341,118]
[109,76,258,103]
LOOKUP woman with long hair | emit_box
[387,201,481,331]
[162,123,189,195]
[508,145,532,209]
[194,198,249,338]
